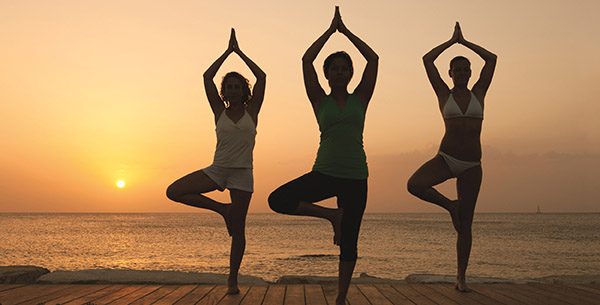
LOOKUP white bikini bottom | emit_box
[438,151,481,177]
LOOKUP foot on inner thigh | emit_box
[219,204,232,236]
[330,208,344,246]
[447,200,461,233]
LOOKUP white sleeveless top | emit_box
[213,110,256,168]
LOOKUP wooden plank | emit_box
[196,284,228,305]
[240,285,268,305]
[173,285,215,305]
[470,283,532,305]
[436,284,504,305]
[19,285,97,305]
[322,284,341,305]
[531,284,599,305]
[62,285,131,304]
[374,284,415,305]
[345,284,370,305]
[517,284,577,305]
[129,285,180,305]
[0,284,28,292]
[491,284,556,305]
[423,284,484,305]
[91,285,146,304]
[305,284,328,305]
[356,284,393,305]
[262,284,286,305]
[108,285,162,304]
[0,284,69,304]
[409,284,460,305]
[284,284,305,305]
[45,284,111,305]
[391,284,438,305]
[153,285,199,305]
[564,283,600,295]
[218,285,251,305]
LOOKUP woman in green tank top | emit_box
[269,7,378,305]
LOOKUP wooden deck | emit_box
[1,283,599,305]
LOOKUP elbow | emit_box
[369,53,379,63]
[302,53,315,64]
[489,53,498,63]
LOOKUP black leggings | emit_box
[268,171,367,261]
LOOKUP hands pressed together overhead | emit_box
[328,6,349,35]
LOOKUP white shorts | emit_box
[201,164,254,193]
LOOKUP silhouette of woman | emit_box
[166,28,266,295]
[268,7,378,305]
[407,22,496,292]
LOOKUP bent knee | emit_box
[165,184,181,202]
[268,190,297,214]
[406,179,425,197]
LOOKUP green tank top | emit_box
[312,94,368,179]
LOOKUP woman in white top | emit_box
[167,28,266,294]
[407,22,496,292]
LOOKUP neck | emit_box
[330,87,348,99]
[227,101,244,111]
[452,84,469,92]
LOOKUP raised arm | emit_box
[337,7,379,109]
[231,28,266,121]
[423,23,459,100]
[457,23,497,99]
[302,8,338,111]
[203,34,234,119]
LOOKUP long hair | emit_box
[219,71,252,107]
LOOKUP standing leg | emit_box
[407,155,460,231]
[226,189,252,294]
[335,179,367,305]
[269,172,343,245]
[454,165,482,292]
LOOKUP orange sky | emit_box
[1,1,599,213]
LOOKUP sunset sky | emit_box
[1,0,598,213]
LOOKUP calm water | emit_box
[1,213,599,282]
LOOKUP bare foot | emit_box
[220,204,232,236]
[227,278,239,294]
[447,200,461,233]
[455,280,472,293]
[226,285,240,295]
[330,208,343,246]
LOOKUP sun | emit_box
[116,180,126,188]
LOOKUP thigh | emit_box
[168,170,220,196]
[408,154,454,188]
[275,171,338,203]
[336,179,368,260]
[229,189,252,232]
[456,165,483,227]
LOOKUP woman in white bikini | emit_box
[166,28,265,294]
[407,22,496,292]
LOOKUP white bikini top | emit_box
[442,91,483,119]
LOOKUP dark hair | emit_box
[450,56,471,70]
[323,51,353,79]
[220,71,252,105]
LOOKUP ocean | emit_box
[1,213,598,282]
